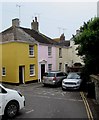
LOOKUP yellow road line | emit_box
[80,92,94,120]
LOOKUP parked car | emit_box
[42,71,67,86]
[0,84,25,118]
[62,72,82,90]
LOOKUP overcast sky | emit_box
[0,0,98,39]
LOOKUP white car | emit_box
[0,84,25,118]
[62,72,82,90]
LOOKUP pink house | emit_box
[38,44,57,82]
[27,17,57,82]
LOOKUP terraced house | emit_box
[54,33,84,73]
[0,18,38,84]
[0,18,59,84]
[0,17,83,84]
[22,17,58,82]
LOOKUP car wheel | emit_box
[4,101,19,118]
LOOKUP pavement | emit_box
[87,97,99,119]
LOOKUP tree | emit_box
[73,17,99,79]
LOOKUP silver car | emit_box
[62,72,82,90]
[42,71,67,86]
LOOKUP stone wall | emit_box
[90,75,99,104]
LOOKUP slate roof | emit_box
[53,38,70,47]
[0,26,70,47]
[58,40,70,47]
[0,27,36,43]
[20,27,56,45]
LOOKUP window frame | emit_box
[48,46,52,57]
[48,64,52,71]
[59,63,62,71]
[30,64,35,76]
[29,45,34,56]
[2,67,6,76]
[59,48,62,58]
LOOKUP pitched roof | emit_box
[0,27,36,43]
[53,38,70,47]
[0,26,70,47]
[0,26,58,45]
[20,27,56,45]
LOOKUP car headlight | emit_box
[62,80,65,84]
[77,81,80,84]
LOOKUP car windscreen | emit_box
[44,73,55,77]
[67,73,80,79]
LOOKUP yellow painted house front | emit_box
[0,42,38,84]
[0,18,38,84]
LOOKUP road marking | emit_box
[26,109,34,114]
[80,92,94,120]
[61,92,65,96]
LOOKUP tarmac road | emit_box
[1,82,99,119]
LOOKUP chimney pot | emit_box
[35,17,37,21]
[12,18,20,27]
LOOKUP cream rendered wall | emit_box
[56,40,84,73]
[56,46,68,72]
[69,40,84,66]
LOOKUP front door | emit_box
[19,66,25,84]
[41,64,45,80]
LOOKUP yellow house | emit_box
[0,18,38,84]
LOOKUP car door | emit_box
[0,86,7,115]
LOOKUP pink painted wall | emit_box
[38,44,56,81]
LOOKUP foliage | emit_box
[73,17,99,78]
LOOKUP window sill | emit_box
[29,55,35,58]
[48,56,52,58]
[30,74,35,77]
[2,75,6,77]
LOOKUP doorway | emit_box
[19,66,25,84]
[41,64,45,80]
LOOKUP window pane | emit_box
[30,65,35,76]
[2,67,6,76]
[59,48,62,58]
[59,63,62,71]
[29,45,34,56]
[48,47,52,56]
[48,64,52,71]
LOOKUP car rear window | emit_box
[44,73,55,77]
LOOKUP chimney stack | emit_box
[12,18,20,27]
[31,17,39,32]
[60,33,65,42]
